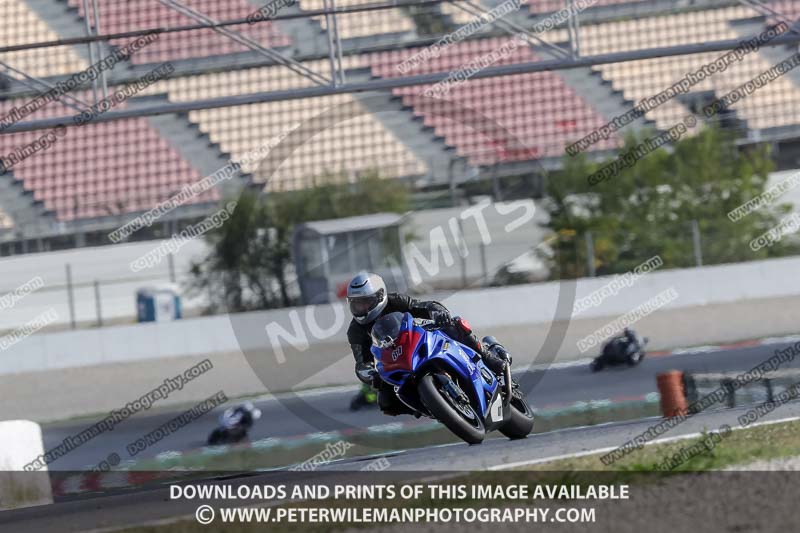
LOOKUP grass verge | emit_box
[517,417,800,472]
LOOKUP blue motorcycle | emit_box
[370,312,534,444]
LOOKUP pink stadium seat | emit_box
[766,1,800,23]
[0,94,214,222]
[369,37,618,164]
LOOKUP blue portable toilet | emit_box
[136,284,182,322]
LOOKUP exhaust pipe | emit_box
[503,364,512,408]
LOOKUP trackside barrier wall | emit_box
[3,256,800,420]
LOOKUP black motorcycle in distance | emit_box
[591,334,649,372]
[207,403,261,445]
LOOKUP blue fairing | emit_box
[371,312,499,417]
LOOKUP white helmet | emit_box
[241,401,262,420]
[347,271,388,325]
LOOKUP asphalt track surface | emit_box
[39,339,797,470]
[9,401,800,533]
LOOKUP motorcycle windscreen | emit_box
[378,313,422,374]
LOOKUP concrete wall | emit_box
[3,255,800,421]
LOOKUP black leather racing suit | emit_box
[347,293,485,415]
[603,330,640,360]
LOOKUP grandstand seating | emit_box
[767,0,800,21]
[1,0,87,78]
[3,0,800,233]
[580,6,800,132]
[368,37,620,164]
[0,94,212,222]
[526,0,638,11]
[438,2,800,136]
[151,58,428,191]
[66,0,292,64]
[299,0,416,40]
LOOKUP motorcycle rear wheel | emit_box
[499,395,535,439]
[207,428,225,446]
[627,350,645,366]
[419,373,485,445]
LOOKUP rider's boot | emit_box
[378,382,414,416]
[480,336,511,376]
[481,350,507,375]
[478,336,525,400]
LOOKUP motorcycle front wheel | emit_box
[418,373,485,445]
[627,350,645,366]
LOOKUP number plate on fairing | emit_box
[489,395,503,422]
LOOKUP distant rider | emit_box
[604,327,643,358]
[346,271,509,416]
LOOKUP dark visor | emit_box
[348,294,379,317]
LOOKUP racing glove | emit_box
[431,310,453,328]
[355,360,379,387]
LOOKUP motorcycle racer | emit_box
[346,271,509,416]
[220,401,262,430]
[603,327,644,359]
